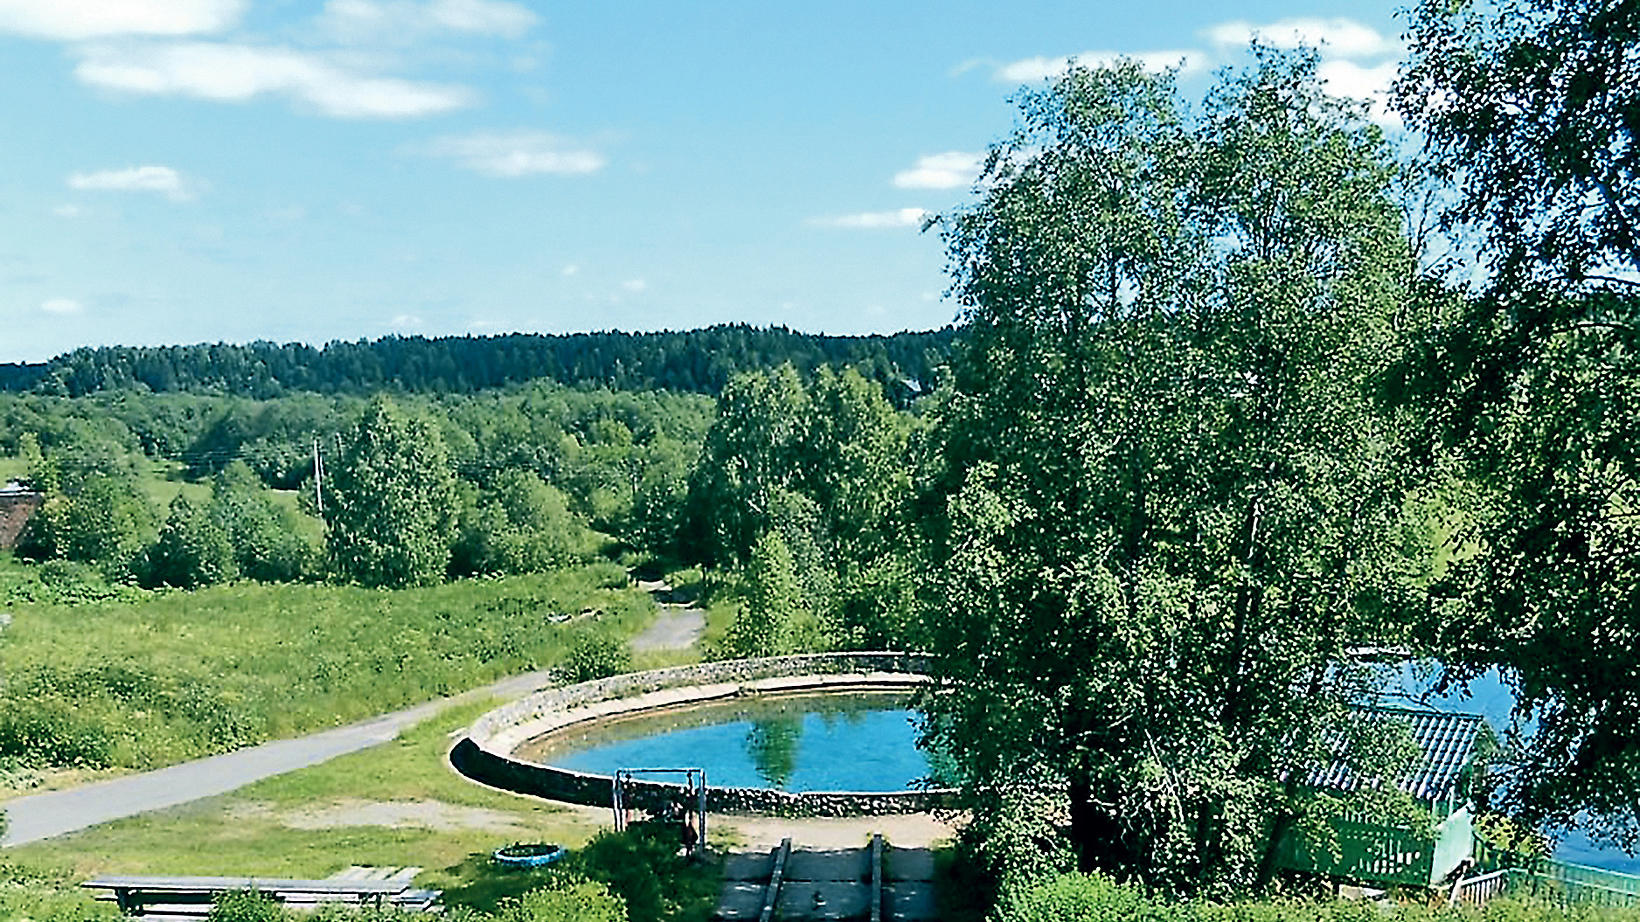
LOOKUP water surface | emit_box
[518,691,932,793]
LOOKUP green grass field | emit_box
[0,562,652,785]
[1,697,722,920]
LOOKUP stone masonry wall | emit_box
[452,652,955,818]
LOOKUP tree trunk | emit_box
[1068,766,1129,874]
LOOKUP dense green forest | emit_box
[0,325,956,404]
[3,1,1638,919]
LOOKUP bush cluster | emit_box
[995,874,1640,922]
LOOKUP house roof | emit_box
[1305,706,1486,804]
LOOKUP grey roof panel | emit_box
[1304,707,1484,803]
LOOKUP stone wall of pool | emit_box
[450,652,957,817]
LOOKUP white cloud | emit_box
[317,0,537,42]
[52,204,82,218]
[0,0,243,41]
[389,313,423,329]
[560,263,579,277]
[893,151,982,190]
[1318,59,1400,126]
[1204,18,1397,59]
[40,298,82,315]
[67,165,193,201]
[621,279,646,293]
[75,42,473,119]
[810,208,930,229]
[995,49,1208,83]
[425,132,605,177]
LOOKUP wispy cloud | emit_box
[810,208,929,229]
[0,0,243,41]
[1203,18,1398,60]
[424,132,605,177]
[317,0,537,43]
[893,151,981,190]
[621,278,646,292]
[1317,59,1400,126]
[75,42,473,119]
[388,313,423,329]
[67,164,194,201]
[40,297,83,315]
[52,204,83,218]
[995,49,1208,83]
[560,263,579,277]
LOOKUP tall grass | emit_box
[0,561,648,774]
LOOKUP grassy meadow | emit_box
[0,560,654,789]
[1,698,721,920]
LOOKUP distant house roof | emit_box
[1306,707,1486,804]
[0,479,37,495]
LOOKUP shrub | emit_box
[495,877,626,922]
[557,631,632,684]
[208,890,286,922]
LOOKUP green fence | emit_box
[1474,839,1640,908]
[1284,818,1436,887]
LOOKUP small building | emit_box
[1281,707,1486,889]
[0,480,44,549]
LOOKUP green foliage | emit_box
[994,874,1640,922]
[922,52,1423,895]
[8,327,953,404]
[144,493,237,588]
[568,822,716,922]
[557,629,633,684]
[453,470,597,578]
[16,472,154,581]
[0,861,121,921]
[210,461,319,582]
[208,890,287,922]
[720,531,806,658]
[0,568,650,774]
[683,364,920,650]
[494,876,626,922]
[325,398,459,588]
[1395,0,1640,847]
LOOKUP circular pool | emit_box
[519,690,929,792]
[450,653,956,817]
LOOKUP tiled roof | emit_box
[1305,706,1485,804]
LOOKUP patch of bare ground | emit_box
[270,798,539,834]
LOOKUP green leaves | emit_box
[324,397,460,589]
[1398,0,1640,845]
[923,50,1423,895]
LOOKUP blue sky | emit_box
[0,0,1405,362]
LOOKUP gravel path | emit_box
[0,667,559,848]
[630,577,706,653]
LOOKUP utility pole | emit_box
[312,437,325,514]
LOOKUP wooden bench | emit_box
[82,875,441,918]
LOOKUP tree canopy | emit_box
[920,51,1425,894]
[324,397,460,588]
[1398,0,1640,848]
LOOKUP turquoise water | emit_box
[518,692,933,793]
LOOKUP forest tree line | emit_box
[0,325,955,404]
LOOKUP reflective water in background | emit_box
[1382,663,1637,874]
[517,691,932,793]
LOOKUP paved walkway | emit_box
[0,668,561,848]
[630,576,706,653]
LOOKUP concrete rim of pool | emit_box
[450,652,957,817]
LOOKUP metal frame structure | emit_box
[611,767,707,853]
